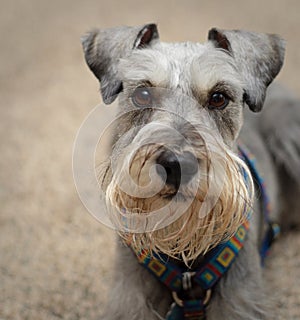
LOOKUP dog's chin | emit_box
[106,181,251,265]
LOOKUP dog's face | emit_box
[82,24,285,262]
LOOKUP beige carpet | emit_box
[1,0,300,319]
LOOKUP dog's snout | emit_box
[156,150,198,189]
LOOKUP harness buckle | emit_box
[172,289,212,307]
[172,271,212,307]
[182,271,195,290]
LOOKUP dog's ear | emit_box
[208,28,285,112]
[81,24,159,104]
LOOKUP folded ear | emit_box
[81,24,159,104]
[208,28,285,112]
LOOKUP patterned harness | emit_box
[130,144,280,320]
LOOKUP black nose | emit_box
[156,150,198,190]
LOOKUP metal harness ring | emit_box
[172,289,212,307]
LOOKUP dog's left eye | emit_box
[132,87,153,108]
[208,92,229,110]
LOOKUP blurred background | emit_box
[1,0,300,319]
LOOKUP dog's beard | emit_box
[104,143,253,265]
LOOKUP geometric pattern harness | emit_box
[130,144,280,320]
[135,221,249,320]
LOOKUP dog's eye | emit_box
[208,92,229,110]
[132,87,152,108]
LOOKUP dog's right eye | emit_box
[132,87,153,108]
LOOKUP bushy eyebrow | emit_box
[208,81,241,100]
[118,50,170,87]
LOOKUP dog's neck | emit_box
[170,254,206,270]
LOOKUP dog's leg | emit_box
[102,240,171,320]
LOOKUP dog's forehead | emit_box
[119,41,240,92]
[158,41,208,61]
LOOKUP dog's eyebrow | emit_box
[208,81,239,100]
[137,80,154,88]
[191,80,240,105]
[119,50,171,86]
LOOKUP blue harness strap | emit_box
[129,144,279,319]
[238,144,280,263]
[167,299,206,320]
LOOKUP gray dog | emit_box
[81,24,300,320]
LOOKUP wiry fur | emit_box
[81,24,300,319]
[105,115,253,263]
